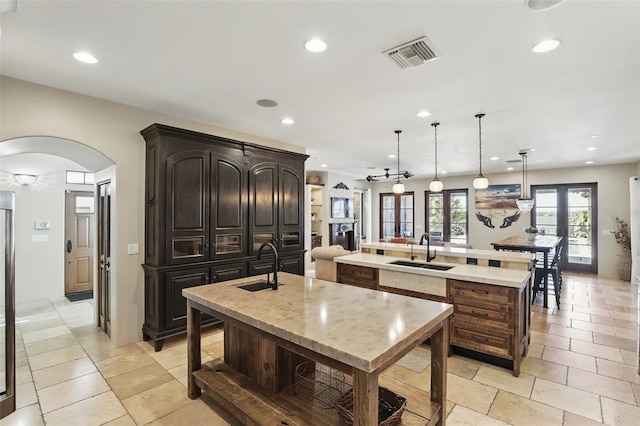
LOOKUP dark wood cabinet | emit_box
[142,124,307,350]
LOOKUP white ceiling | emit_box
[1,0,639,181]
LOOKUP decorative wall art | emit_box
[475,210,521,229]
[475,184,521,209]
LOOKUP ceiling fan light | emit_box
[429,178,443,192]
[516,198,535,212]
[392,180,405,194]
[473,175,489,189]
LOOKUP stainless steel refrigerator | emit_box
[0,191,15,419]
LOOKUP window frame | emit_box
[424,189,469,244]
[379,192,415,239]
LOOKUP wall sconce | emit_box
[14,174,37,185]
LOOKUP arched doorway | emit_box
[0,136,114,325]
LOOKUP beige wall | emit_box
[0,76,304,347]
[368,163,637,279]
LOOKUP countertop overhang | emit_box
[335,253,531,288]
[183,273,453,373]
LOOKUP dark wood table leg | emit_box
[430,320,448,426]
[352,368,378,426]
[187,300,201,399]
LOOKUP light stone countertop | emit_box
[336,252,531,288]
[361,241,535,263]
[183,272,453,373]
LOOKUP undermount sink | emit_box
[236,280,273,292]
[389,260,454,271]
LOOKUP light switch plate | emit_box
[35,220,50,230]
[128,243,140,254]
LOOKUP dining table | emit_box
[491,234,563,309]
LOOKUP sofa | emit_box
[310,245,354,282]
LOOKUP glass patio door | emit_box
[532,183,598,274]
[0,191,16,419]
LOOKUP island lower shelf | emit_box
[193,360,441,425]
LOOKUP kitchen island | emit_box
[334,253,531,376]
[183,272,453,425]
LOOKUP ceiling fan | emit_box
[365,168,413,182]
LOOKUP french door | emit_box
[531,183,598,274]
[380,192,414,239]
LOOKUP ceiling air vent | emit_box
[383,36,439,70]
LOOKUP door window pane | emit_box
[75,196,95,214]
[426,190,468,243]
[568,187,593,265]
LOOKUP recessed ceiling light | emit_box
[256,99,278,108]
[441,171,447,174]
[588,134,598,139]
[320,164,328,168]
[507,167,514,171]
[585,161,594,165]
[525,0,567,12]
[490,156,499,161]
[305,39,327,53]
[73,51,97,64]
[586,147,597,151]
[416,111,431,118]
[281,117,294,125]
[388,154,396,158]
[531,39,561,53]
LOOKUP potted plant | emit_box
[523,226,538,241]
[613,216,632,281]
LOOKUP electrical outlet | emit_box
[128,243,140,254]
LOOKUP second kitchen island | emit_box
[183,273,453,425]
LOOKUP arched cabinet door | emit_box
[165,150,209,265]
[210,152,247,260]
[278,163,304,253]
[248,161,278,255]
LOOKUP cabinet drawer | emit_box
[450,279,510,305]
[454,303,511,327]
[451,319,512,359]
[337,264,378,289]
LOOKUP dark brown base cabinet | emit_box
[141,124,307,351]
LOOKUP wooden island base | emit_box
[195,360,442,425]
[184,274,452,426]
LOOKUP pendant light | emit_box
[392,130,405,194]
[516,151,535,212]
[429,122,443,192]
[472,113,489,189]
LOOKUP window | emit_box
[425,189,469,244]
[66,170,95,185]
[380,192,414,239]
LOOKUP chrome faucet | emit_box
[257,242,279,290]
[418,233,437,262]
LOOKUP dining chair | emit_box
[533,245,563,309]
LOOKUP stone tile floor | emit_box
[1,273,639,425]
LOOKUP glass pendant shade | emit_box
[473,113,489,190]
[393,180,405,194]
[392,130,405,194]
[516,198,535,212]
[429,178,443,192]
[473,175,489,189]
[517,151,535,212]
[430,122,443,192]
